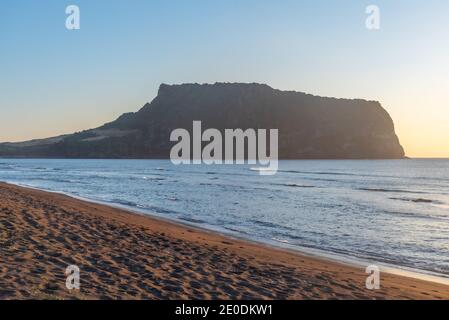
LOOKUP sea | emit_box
[1,158,448,280]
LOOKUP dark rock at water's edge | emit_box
[0,83,405,159]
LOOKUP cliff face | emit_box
[0,83,404,159]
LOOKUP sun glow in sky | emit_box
[1,0,448,157]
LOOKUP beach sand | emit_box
[0,182,448,300]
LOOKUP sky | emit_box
[1,0,448,157]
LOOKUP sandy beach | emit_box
[0,181,448,300]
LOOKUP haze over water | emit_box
[1,159,448,277]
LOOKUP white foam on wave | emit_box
[272,237,289,244]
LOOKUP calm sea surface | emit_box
[1,159,448,277]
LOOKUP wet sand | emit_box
[0,182,448,300]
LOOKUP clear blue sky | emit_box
[1,0,449,156]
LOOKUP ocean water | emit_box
[1,159,449,278]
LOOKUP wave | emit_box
[199,182,214,186]
[358,188,427,194]
[143,205,178,215]
[382,210,448,221]
[223,226,248,234]
[142,176,165,181]
[17,177,81,184]
[389,197,444,204]
[274,183,315,188]
[178,216,206,224]
[303,177,341,183]
[271,237,289,244]
[107,199,178,216]
[279,169,449,183]
[0,164,16,170]
[432,203,449,210]
[110,198,138,207]
[279,170,354,176]
[251,219,296,231]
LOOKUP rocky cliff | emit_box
[0,83,405,159]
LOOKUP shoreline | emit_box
[3,180,449,286]
[1,181,449,299]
